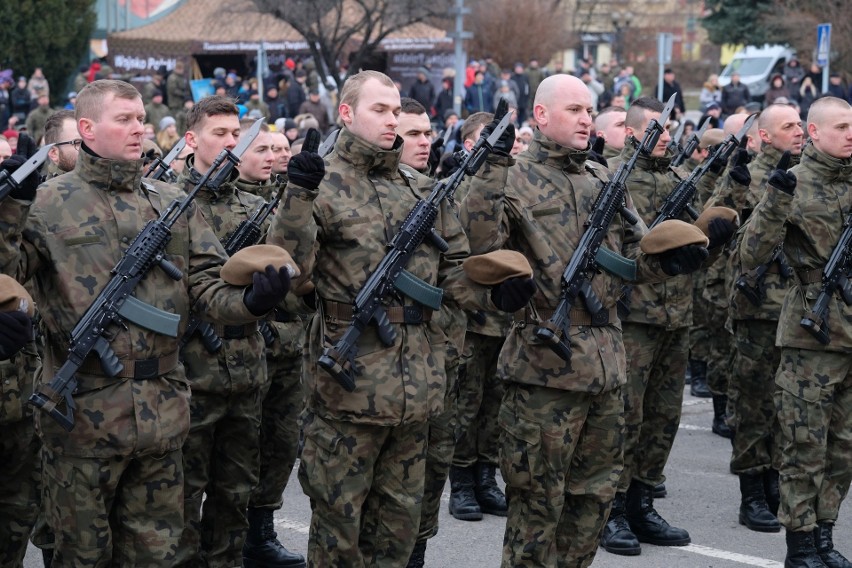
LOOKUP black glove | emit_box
[659,244,709,276]
[728,144,751,185]
[491,276,537,313]
[243,265,292,316]
[707,217,737,249]
[708,151,728,175]
[17,132,37,159]
[482,120,516,156]
[587,136,608,168]
[427,136,444,176]
[1,155,39,201]
[768,150,796,195]
[287,151,325,191]
[0,311,32,361]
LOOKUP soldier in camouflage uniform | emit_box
[601,97,735,556]
[740,96,852,568]
[593,106,627,162]
[708,104,804,532]
[450,112,510,524]
[174,99,277,568]
[236,118,307,568]
[267,71,530,566]
[460,75,706,568]
[43,110,81,178]
[0,80,288,567]
[167,60,191,114]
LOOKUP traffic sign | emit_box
[816,23,831,67]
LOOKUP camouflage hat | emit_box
[699,128,725,149]
[221,244,300,286]
[640,220,709,254]
[694,206,739,236]
[462,250,533,285]
[0,275,34,317]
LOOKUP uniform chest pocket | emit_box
[327,203,387,249]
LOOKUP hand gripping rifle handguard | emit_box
[533,95,679,361]
[0,143,54,201]
[28,119,266,431]
[800,213,852,345]
[317,100,513,392]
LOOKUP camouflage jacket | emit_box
[267,127,491,424]
[610,140,693,329]
[718,146,800,321]
[0,342,40,425]
[177,159,270,393]
[166,72,189,111]
[0,150,258,457]
[741,144,852,352]
[459,130,670,393]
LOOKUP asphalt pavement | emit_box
[24,389,851,567]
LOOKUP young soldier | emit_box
[0,80,290,566]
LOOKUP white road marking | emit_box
[682,543,784,567]
[680,423,713,431]
[275,518,310,534]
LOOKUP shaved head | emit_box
[532,74,593,150]
[723,112,759,153]
[758,104,804,154]
[807,96,851,129]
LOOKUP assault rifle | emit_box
[0,143,54,201]
[649,113,756,229]
[28,118,266,431]
[671,117,710,168]
[317,100,513,391]
[180,129,321,352]
[144,138,187,182]
[800,214,852,345]
[534,94,677,361]
[667,120,687,155]
[735,244,793,307]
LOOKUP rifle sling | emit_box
[322,300,432,325]
[77,350,179,380]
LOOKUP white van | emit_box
[718,44,797,101]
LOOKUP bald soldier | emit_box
[740,96,852,567]
[460,75,708,567]
[594,106,628,161]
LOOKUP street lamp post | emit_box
[611,10,633,65]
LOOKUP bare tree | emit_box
[466,0,573,69]
[252,0,453,89]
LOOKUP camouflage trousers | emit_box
[688,270,712,363]
[454,332,505,468]
[730,320,783,475]
[499,383,624,568]
[775,348,852,532]
[42,447,184,567]
[298,411,428,567]
[249,349,304,509]
[704,301,733,397]
[177,387,265,568]
[0,417,40,568]
[417,360,461,543]
[619,323,687,491]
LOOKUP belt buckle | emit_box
[403,306,423,324]
[135,358,159,380]
[590,309,609,327]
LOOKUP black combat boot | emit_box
[689,359,711,398]
[815,522,852,568]
[449,466,483,521]
[786,529,830,568]
[42,548,52,568]
[600,492,641,556]
[474,462,508,517]
[712,394,735,438]
[654,482,667,498]
[406,540,427,568]
[243,507,307,568]
[765,468,781,517]
[626,480,690,546]
[738,473,781,532]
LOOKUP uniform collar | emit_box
[181,153,240,197]
[75,143,144,192]
[620,136,673,172]
[801,143,852,183]
[755,145,800,170]
[334,126,404,177]
[526,129,589,174]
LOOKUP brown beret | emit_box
[694,206,739,236]
[0,275,34,317]
[463,250,533,285]
[640,220,709,255]
[699,128,725,149]
[221,244,300,286]
[292,279,315,297]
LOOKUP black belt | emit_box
[273,308,297,323]
[213,323,259,340]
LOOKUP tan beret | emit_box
[699,128,725,149]
[221,244,300,286]
[292,279,315,297]
[0,275,34,317]
[142,138,163,158]
[694,206,739,236]
[463,250,533,286]
[640,220,709,255]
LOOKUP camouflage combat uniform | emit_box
[459,130,670,568]
[0,150,258,567]
[610,141,693,493]
[0,344,41,568]
[739,143,852,532]
[267,127,492,566]
[175,157,271,568]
